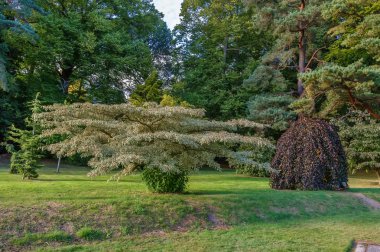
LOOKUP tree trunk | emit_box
[223,36,228,64]
[377,170,380,185]
[56,156,61,173]
[297,0,306,96]
[59,67,73,95]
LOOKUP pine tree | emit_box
[37,103,274,192]
[294,0,380,119]
[244,65,296,131]
[334,110,380,184]
[247,0,328,95]
[129,71,163,106]
[7,93,43,179]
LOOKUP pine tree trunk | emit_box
[376,170,380,185]
[297,0,306,96]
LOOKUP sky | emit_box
[152,0,182,30]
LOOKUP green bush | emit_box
[76,227,104,241]
[142,167,189,193]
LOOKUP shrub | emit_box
[76,227,104,241]
[142,167,189,193]
[270,117,348,190]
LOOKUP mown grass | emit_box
[0,161,379,252]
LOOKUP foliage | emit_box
[174,0,271,119]
[296,0,380,120]
[247,95,296,132]
[129,70,163,106]
[334,110,380,183]
[243,65,289,94]
[159,94,189,107]
[6,93,43,179]
[76,227,104,241]
[295,62,380,119]
[235,138,275,177]
[142,167,189,193]
[246,0,329,95]
[4,0,170,104]
[0,0,40,91]
[37,103,273,192]
[236,165,269,177]
[271,117,348,190]
[8,147,41,179]
[244,65,296,131]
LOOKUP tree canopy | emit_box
[37,103,274,190]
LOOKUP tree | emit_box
[0,1,41,148]
[129,70,163,106]
[242,1,352,190]
[334,110,380,184]
[244,65,296,132]
[294,0,380,120]
[271,117,348,190]
[4,0,168,103]
[0,0,41,91]
[174,0,271,119]
[6,93,43,179]
[246,0,329,95]
[37,103,273,193]
[295,62,380,119]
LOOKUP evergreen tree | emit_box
[129,70,163,106]
[246,0,329,95]
[335,110,380,184]
[294,0,380,119]
[244,65,296,131]
[37,103,273,192]
[6,93,43,179]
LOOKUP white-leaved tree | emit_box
[37,103,274,192]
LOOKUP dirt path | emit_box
[349,193,380,210]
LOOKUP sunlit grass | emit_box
[1,161,379,251]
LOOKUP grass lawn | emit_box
[0,161,379,252]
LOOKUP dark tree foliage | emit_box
[271,117,348,190]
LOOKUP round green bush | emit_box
[141,167,189,193]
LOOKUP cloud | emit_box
[152,0,182,30]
